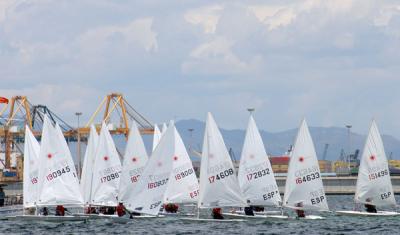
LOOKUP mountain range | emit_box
[172,119,400,161]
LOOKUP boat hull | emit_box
[222,212,288,219]
[8,215,89,222]
[335,210,400,216]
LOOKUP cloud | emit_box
[184,4,223,34]
[1,0,400,141]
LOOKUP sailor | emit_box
[116,202,126,217]
[212,208,224,220]
[365,204,377,213]
[0,187,5,207]
[55,205,66,216]
[164,203,179,213]
[41,207,49,216]
[244,206,254,216]
[295,202,305,218]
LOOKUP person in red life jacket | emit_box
[295,202,305,218]
[116,202,126,217]
[164,203,179,213]
[212,208,224,220]
[55,205,66,216]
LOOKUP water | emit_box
[2,195,400,234]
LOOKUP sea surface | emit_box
[1,195,400,234]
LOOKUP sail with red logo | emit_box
[163,122,199,205]
[355,120,396,207]
[118,121,148,203]
[90,122,122,206]
[126,121,176,215]
[37,116,83,206]
[283,119,328,213]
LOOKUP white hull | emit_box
[222,212,288,219]
[230,210,282,215]
[159,212,195,217]
[336,210,400,216]
[74,213,162,220]
[181,217,245,222]
[9,215,89,222]
[303,215,325,220]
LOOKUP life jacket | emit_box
[116,205,125,217]
[56,205,65,216]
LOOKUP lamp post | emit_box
[188,128,194,152]
[75,112,82,178]
[345,124,352,171]
[247,108,255,115]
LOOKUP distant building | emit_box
[270,156,290,173]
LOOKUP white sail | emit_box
[126,122,176,215]
[238,115,281,206]
[152,124,161,152]
[355,120,396,207]
[198,112,246,208]
[80,125,99,206]
[23,126,40,208]
[161,122,167,135]
[283,119,328,211]
[37,116,83,206]
[118,122,148,203]
[164,126,199,204]
[90,122,122,206]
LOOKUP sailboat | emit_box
[90,122,122,207]
[80,125,99,207]
[125,121,177,216]
[336,120,399,216]
[152,124,161,152]
[225,115,286,219]
[161,122,199,216]
[183,112,247,222]
[23,126,40,209]
[283,119,328,219]
[118,122,148,204]
[16,116,86,221]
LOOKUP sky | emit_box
[1,0,400,137]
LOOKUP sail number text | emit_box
[368,169,388,181]
[175,168,194,181]
[295,172,320,184]
[208,168,234,183]
[246,168,270,181]
[100,172,120,183]
[46,166,71,181]
[148,178,169,189]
